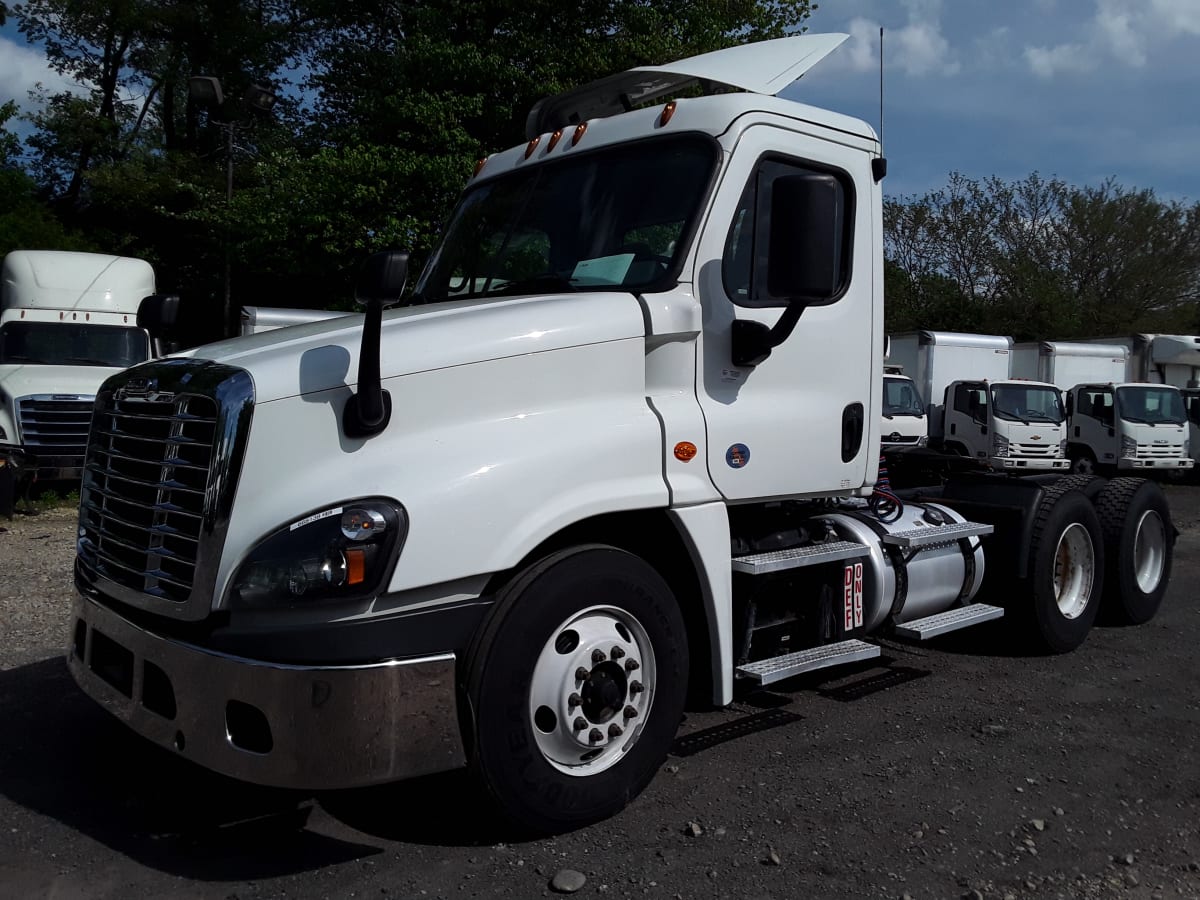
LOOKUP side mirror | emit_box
[344,251,410,439]
[355,250,409,307]
[766,173,843,304]
[137,294,181,335]
[732,174,844,368]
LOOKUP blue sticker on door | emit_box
[725,443,750,468]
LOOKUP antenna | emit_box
[872,26,888,182]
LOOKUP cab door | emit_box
[692,124,877,501]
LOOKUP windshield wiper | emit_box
[487,274,578,298]
[62,356,120,367]
[1026,413,1060,423]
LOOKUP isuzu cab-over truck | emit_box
[1012,340,1193,476]
[888,330,1069,471]
[66,36,1176,833]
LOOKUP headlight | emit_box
[1121,435,1138,459]
[228,498,407,608]
[917,435,928,447]
[992,433,1010,458]
[1059,438,1068,456]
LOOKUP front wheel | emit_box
[1094,478,1174,625]
[466,545,687,833]
[1015,486,1105,653]
[1070,452,1097,476]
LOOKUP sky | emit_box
[1,0,1199,202]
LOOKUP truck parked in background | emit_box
[881,366,927,448]
[65,36,1176,833]
[888,330,1069,471]
[0,251,158,511]
[240,306,349,336]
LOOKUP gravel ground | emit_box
[1,490,1199,900]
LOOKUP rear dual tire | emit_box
[1094,478,1173,625]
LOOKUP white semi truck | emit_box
[1012,340,1193,476]
[0,251,158,510]
[887,330,1069,471]
[66,36,1176,832]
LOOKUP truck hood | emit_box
[181,292,649,404]
[0,362,122,402]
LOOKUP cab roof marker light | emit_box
[525,135,541,159]
[572,122,588,146]
[659,100,677,127]
[473,156,489,177]
[546,128,564,152]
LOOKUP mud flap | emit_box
[0,448,28,519]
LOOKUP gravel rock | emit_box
[549,869,586,893]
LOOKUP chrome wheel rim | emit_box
[528,605,655,776]
[1053,523,1095,619]
[1133,509,1167,594]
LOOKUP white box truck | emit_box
[65,36,1176,833]
[0,251,158,504]
[1012,340,1192,476]
[888,331,1068,471]
[240,306,349,335]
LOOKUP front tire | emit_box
[1016,487,1105,653]
[1094,478,1173,625]
[1070,452,1097,476]
[466,545,687,833]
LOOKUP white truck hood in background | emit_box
[182,292,650,404]
[0,363,120,402]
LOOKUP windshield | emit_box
[414,134,718,304]
[0,321,151,368]
[1116,385,1186,425]
[883,376,924,416]
[991,384,1064,424]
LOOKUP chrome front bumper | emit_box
[68,594,466,789]
[994,457,1070,470]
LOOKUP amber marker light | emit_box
[572,122,588,145]
[674,441,698,461]
[659,100,677,127]
[525,135,540,158]
[547,128,564,151]
[345,549,366,586]
[473,157,488,176]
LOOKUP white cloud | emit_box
[1024,0,1200,78]
[893,20,959,75]
[838,6,959,76]
[0,35,83,110]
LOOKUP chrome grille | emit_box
[1013,443,1056,456]
[17,394,95,475]
[76,360,254,621]
[1137,443,1180,458]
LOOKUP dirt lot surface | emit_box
[1,490,1199,900]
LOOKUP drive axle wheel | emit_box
[1016,486,1105,653]
[466,545,687,834]
[1094,478,1174,625]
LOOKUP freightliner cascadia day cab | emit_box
[66,36,1177,832]
[1012,340,1193,476]
[887,330,1069,471]
[0,251,158,512]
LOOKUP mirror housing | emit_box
[344,251,409,439]
[731,173,844,368]
[136,294,181,336]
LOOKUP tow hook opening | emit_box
[226,700,274,755]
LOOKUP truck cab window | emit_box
[415,134,717,304]
[721,157,852,307]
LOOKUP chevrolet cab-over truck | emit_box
[66,36,1176,832]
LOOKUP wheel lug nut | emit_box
[611,646,625,660]
[588,727,603,743]
[591,649,606,664]
[608,723,623,738]
[568,693,582,708]
[573,717,587,731]
[625,659,639,672]
[624,705,638,719]
[575,667,589,680]
[630,681,644,694]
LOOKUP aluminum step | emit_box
[732,541,868,575]
[880,521,993,550]
[893,603,1004,640]
[736,639,880,685]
